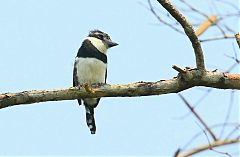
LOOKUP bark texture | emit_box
[1,70,240,109]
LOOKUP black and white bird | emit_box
[73,30,118,134]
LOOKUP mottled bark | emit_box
[1,70,240,109]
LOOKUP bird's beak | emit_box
[105,40,118,48]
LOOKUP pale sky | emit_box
[0,0,239,156]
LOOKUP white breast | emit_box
[75,57,107,84]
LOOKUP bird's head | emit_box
[86,29,118,54]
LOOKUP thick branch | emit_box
[177,138,240,157]
[0,70,240,108]
[157,0,205,71]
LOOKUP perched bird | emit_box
[73,30,118,134]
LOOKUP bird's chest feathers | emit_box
[75,58,107,84]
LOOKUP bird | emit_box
[73,30,118,134]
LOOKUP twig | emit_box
[178,93,218,141]
[177,88,213,120]
[226,63,239,73]
[172,65,185,73]
[219,90,235,138]
[219,13,240,19]
[179,0,227,37]
[177,138,240,157]
[173,149,181,157]
[225,124,240,139]
[216,0,240,11]
[225,44,240,72]
[195,15,217,37]
[196,122,232,157]
[182,123,239,150]
[200,35,235,42]
[147,0,184,35]
[157,0,205,71]
[222,24,237,34]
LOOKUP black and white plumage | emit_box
[73,30,118,134]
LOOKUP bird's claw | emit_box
[92,83,106,87]
[83,83,95,94]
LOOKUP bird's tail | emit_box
[85,105,96,134]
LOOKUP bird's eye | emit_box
[98,34,104,40]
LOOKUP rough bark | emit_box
[1,70,240,109]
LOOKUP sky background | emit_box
[0,0,239,156]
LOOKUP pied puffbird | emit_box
[73,30,118,134]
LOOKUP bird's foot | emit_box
[77,84,83,89]
[83,83,95,94]
[92,83,106,87]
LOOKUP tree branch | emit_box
[147,0,184,35]
[1,70,240,108]
[177,138,240,157]
[195,15,217,37]
[157,0,205,71]
[200,35,235,42]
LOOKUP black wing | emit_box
[73,60,81,105]
[105,69,107,83]
[73,61,78,87]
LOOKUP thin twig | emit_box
[178,93,218,141]
[147,0,184,35]
[182,123,239,150]
[195,15,217,37]
[178,138,240,157]
[200,35,235,42]
[225,124,240,140]
[225,44,240,72]
[176,88,213,120]
[195,122,232,157]
[219,90,235,138]
[173,149,181,157]
[216,0,240,11]
[179,0,227,37]
[226,63,239,73]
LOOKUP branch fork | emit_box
[157,0,205,71]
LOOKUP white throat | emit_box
[86,37,108,54]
